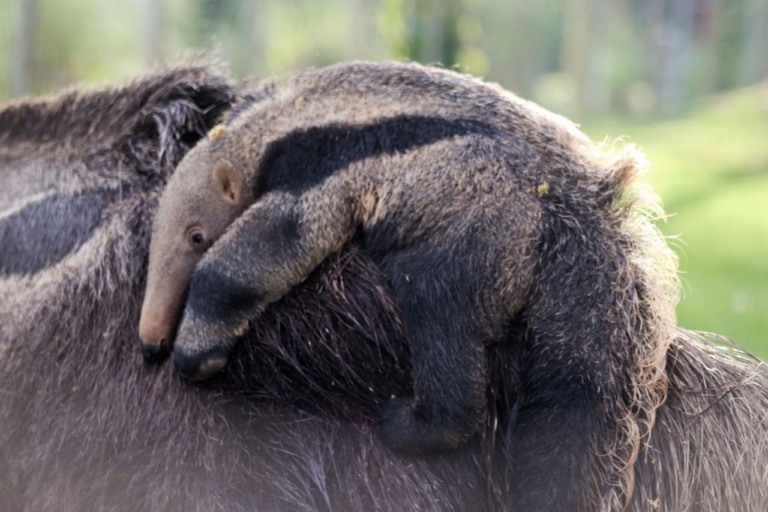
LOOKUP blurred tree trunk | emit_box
[740,0,768,83]
[239,0,264,76]
[405,0,462,66]
[11,0,38,96]
[697,0,722,94]
[583,0,612,113]
[144,0,167,66]
[351,0,376,60]
[439,0,462,66]
[508,0,533,94]
[561,0,611,114]
[665,0,696,110]
[646,0,696,112]
[645,0,665,104]
[561,0,589,113]
[650,0,680,111]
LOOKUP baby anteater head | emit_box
[139,127,250,362]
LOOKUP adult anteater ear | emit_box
[212,160,243,207]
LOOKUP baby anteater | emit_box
[140,61,621,455]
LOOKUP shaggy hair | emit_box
[1,64,766,512]
[0,65,488,512]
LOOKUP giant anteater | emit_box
[2,63,767,511]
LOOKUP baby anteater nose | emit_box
[173,348,229,381]
[140,338,171,363]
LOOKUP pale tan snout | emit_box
[138,311,173,362]
[138,250,194,359]
[138,285,185,363]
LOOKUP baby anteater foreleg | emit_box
[173,191,356,379]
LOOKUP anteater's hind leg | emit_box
[379,249,488,455]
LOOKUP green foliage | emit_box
[584,84,768,359]
[377,0,411,59]
[31,0,144,92]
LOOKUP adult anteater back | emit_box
[2,62,767,512]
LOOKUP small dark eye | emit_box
[188,229,206,248]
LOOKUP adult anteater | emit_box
[1,63,766,512]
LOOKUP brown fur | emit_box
[141,62,676,465]
[1,63,767,511]
[0,65,494,512]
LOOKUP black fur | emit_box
[254,115,494,196]
[187,263,263,321]
[0,188,122,274]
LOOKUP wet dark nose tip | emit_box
[141,339,171,363]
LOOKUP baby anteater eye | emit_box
[187,228,206,249]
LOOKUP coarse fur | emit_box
[2,63,767,511]
[0,63,234,275]
[0,66,490,511]
[141,61,675,462]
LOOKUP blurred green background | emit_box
[2,0,766,358]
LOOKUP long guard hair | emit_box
[0,63,766,511]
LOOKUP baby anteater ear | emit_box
[212,160,243,207]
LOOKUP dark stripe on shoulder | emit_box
[255,115,494,195]
[0,188,123,275]
[187,264,262,321]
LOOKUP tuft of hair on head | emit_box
[208,124,227,142]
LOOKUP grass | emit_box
[582,83,768,360]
